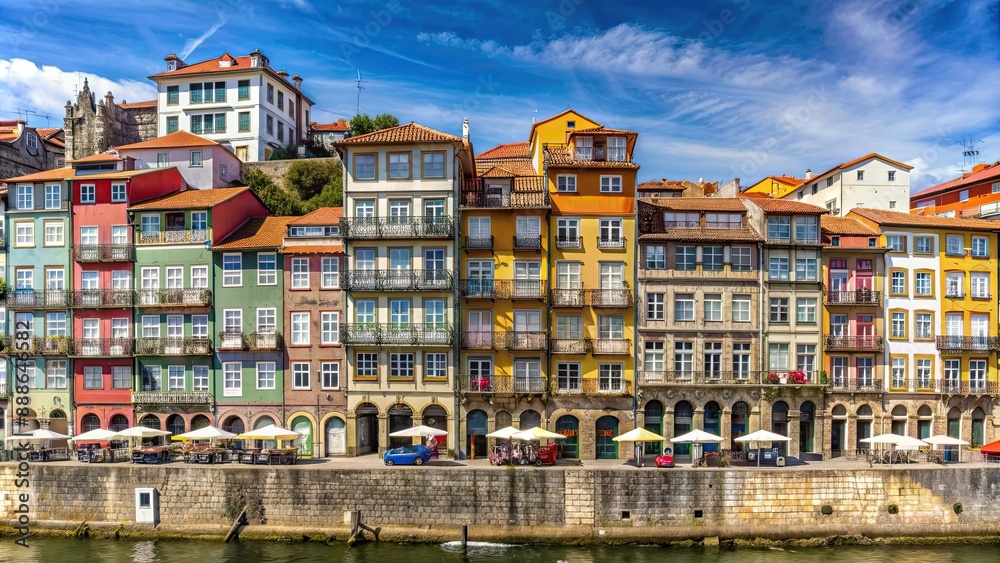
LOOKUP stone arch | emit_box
[221,414,247,435]
[109,414,130,432]
[495,410,512,429]
[191,414,212,429]
[80,413,101,432]
[518,409,541,429]
[139,414,162,429]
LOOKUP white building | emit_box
[115,131,241,189]
[148,49,313,162]
[786,153,913,216]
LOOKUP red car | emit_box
[654,448,674,468]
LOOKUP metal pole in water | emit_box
[461,524,468,550]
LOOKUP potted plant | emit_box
[767,372,780,384]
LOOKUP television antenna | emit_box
[16,109,52,127]
[355,69,365,116]
[956,138,982,172]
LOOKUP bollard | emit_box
[461,524,468,549]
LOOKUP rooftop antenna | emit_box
[355,69,365,116]
[957,138,982,172]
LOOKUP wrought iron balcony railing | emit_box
[501,331,547,351]
[551,288,585,307]
[824,289,881,306]
[341,323,453,346]
[938,379,998,394]
[5,290,69,309]
[639,370,820,385]
[555,236,582,249]
[136,288,212,307]
[549,379,634,396]
[340,216,454,239]
[588,338,631,355]
[459,279,547,300]
[69,338,134,357]
[458,374,546,394]
[217,331,246,350]
[5,336,70,355]
[136,229,210,245]
[247,331,281,351]
[824,335,884,352]
[936,336,1000,352]
[462,332,498,349]
[134,337,212,355]
[596,236,626,250]
[513,235,542,251]
[69,289,134,308]
[132,391,214,405]
[588,289,632,308]
[827,378,884,392]
[460,183,550,209]
[343,269,454,292]
[464,236,494,251]
[73,244,135,262]
[550,338,589,354]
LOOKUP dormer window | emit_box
[574,136,592,160]
[219,58,231,68]
[168,61,177,71]
[566,120,576,129]
[831,236,840,247]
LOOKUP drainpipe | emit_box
[453,151,462,458]
[632,181,639,429]
[543,155,552,428]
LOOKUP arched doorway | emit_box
[80,413,100,432]
[109,414,129,432]
[946,407,962,462]
[556,415,579,459]
[643,401,663,455]
[495,411,512,430]
[519,409,541,430]
[972,408,986,448]
[831,405,847,457]
[191,415,211,430]
[388,404,413,449]
[325,417,346,456]
[254,415,277,449]
[356,403,379,455]
[595,416,618,459]
[291,416,313,457]
[703,402,721,453]
[917,405,933,439]
[48,410,68,436]
[166,414,185,436]
[771,401,789,454]
[731,401,749,449]
[466,410,488,459]
[422,405,448,454]
[856,405,874,451]
[13,409,39,434]
[673,401,693,457]
[140,415,161,429]
[891,405,907,436]
[799,401,815,453]
[222,416,245,435]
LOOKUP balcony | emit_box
[460,181,550,209]
[639,370,820,385]
[500,331,547,351]
[343,270,453,292]
[5,336,70,355]
[461,331,498,350]
[459,374,546,394]
[828,378,884,392]
[5,290,69,309]
[134,337,212,355]
[0,380,7,399]
[588,338,630,355]
[73,244,134,262]
[11,201,69,212]
[513,235,542,252]
[551,288,585,307]
[459,279,547,300]
[340,216,454,240]
[136,288,212,307]
[137,229,210,245]
[68,338,134,357]
[824,289,881,306]
[69,289,134,308]
[555,236,582,250]
[887,377,937,392]
[550,338,588,354]
[464,236,493,251]
[217,331,245,350]
[341,323,453,347]
[247,331,281,351]
[588,289,632,308]
[596,236,626,250]
[936,336,1000,352]
[132,390,214,405]
[824,335,884,352]
[938,379,998,394]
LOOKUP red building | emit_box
[71,167,185,433]
[910,162,1000,218]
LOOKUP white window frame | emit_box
[291,257,309,289]
[321,362,340,389]
[256,361,276,390]
[556,174,577,192]
[321,311,340,344]
[223,253,242,287]
[599,175,622,193]
[223,362,242,397]
[80,184,96,204]
[257,253,277,285]
[291,312,310,345]
[321,257,339,288]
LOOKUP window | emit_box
[266,83,274,103]
[235,111,251,133]
[959,189,969,202]
[289,257,310,288]
[646,293,664,320]
[769,256,789,280]
[598,364,623,392]
[265,115,274,136]
[287,362,310,390]
[971,272,990,299]
[889,201,896,209]
[946,272,964,298]
[291,312,310,345]
[191,265,208,288]
[664,212,699,228]
[700,294,720,321]
[356,353,378,378]
[856,170,864,181]
[46,360,67,389]
[110,182,126,202]
[972,236,989,257]
[731,246,752,271]
[915,272,932,296]
[795,216,819,243]
[796,344,815,374]
[890,270,906,295]
[795,251,818,281]
[321,362,340,388]
[238,79,250,100]
[676,246,696,270]
[890,356,906,389]
[767,217,790,241]
[255,362,276,390]
[674,294,694,321]
[45,311,66,337]
[886,170,896,182]
[321,257,339,288]
[607,136,627,161]
[797,298,816,323]
[915,236,932,254]
[599,218,622,243]
[113,366,131,389]
[321,312,339,344]
[166,85,179,105]
[732,295,751,322]
[674,342,693,373]
[891,311,906,338]
[390,353,414,378]
[886,235,905,252]
[946,235,963,256]
[166,266,183,289]
[80,184,95,204]
[277,91,284,110]
[422,152,445,178]
[166,116,178,134]
[386,152,410,180]
[256,308,276,335]
[84,366,102,389]
[257,253,276,285]
[915,312,933,339]
[574,136,592,159]
[223,254,242,286]
[557,363,582,392]
[643,342,663,374]
[16,185,33,210]
[191,113,226,134]
[355,300,375,324]
[44,220,64,246]
[645,245,665,269]
[600,176,622,193]
[167,365,185,391]
[557,175,577,192]
[425,353,447,379]
[192,315,208,338]
[770,297,789,323]
[44,184,60,209]
[223,362,241,397]
[598,315,623,341]
[702,246,723,270]
[355,154,376,180]
[556,315,582,339]
[768,343,789,371]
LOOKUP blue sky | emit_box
[1,0,998,191]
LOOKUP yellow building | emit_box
[742,175,807,199]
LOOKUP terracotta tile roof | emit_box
[310,120,349,132]
[912,161,1000,199]
[73,168,170,181]
[570,127,635,136]
[802,153,914,188]
[637,179,687,192]
[289,207,343,226]
[281,244,344,254]
[4,167,75,183]
[639,227,763,243]
[116,130,223,151]
[543,145,639,169]
[743,197,828,214]
[337,122,461,145]
[478,161,540,178]
[849,207,1000,232]
[36,128,61,138]
[129,187,249,210]
[213,216,295,249]
[821,215,876,236]
[476,142,531,160]
[147,52,313,103]
[70,153,122,163]
[117,100,157,110]
[0,131,17,143]
[640,197,746,212]
[43,137,65,148]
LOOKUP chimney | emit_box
[292,74,303,90]
[462,118,470,142]
[805,168,812,179]
[277,69,289,82]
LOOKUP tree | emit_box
[244,169,303,216]
[269,142,299,160]
[349,113,375,137]
[284,159,343,212]
[372,113,400,130]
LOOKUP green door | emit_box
[556,415,579,459]
[595,416,618,459]
[292,417,313,457]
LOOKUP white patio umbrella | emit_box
[71,428,122,442]
[512,427,567,441]
[5,428,71,442]
[486,426,521,440]
[236,424,299,441]
[923,435,970,463]
[860,433,909,445]
[389,424,449,438]
[176,426,237,441]
[670,429,724,443]
[892,435,927,450]
[735,429,792,467]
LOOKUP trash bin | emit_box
[776,456,786,467]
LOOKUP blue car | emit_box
[384,444,433,466]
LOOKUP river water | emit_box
[0,538,998,562]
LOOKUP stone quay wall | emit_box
[2,465,1000,542]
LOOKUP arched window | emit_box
[81,413,101,432]
[109,414,129,432]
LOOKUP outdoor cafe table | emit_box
[28,448,70,461]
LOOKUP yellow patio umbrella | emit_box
[613,427,666,467]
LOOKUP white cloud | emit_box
[179,14,230,60]
[0,59,156,125]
